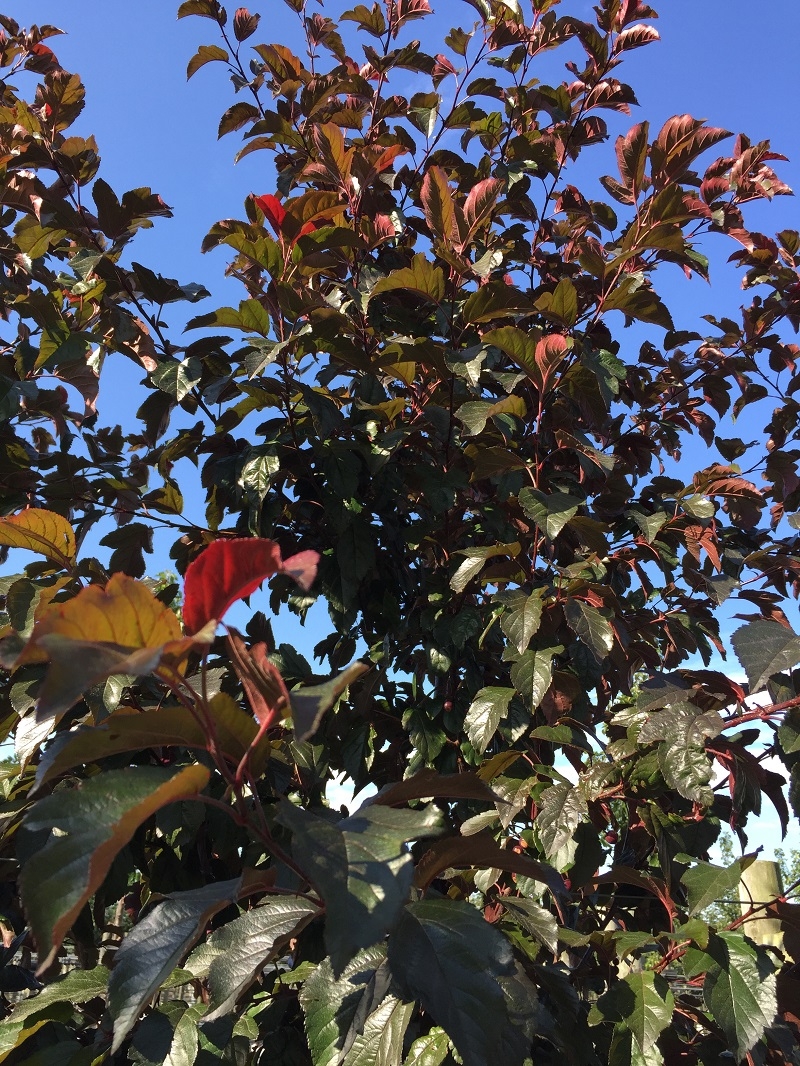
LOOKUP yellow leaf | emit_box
[32,573,182,650]
[0,509,76,568]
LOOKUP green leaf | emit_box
[681,858,752,917]
[403,1028,450,1066]
[464,687,515,754]
[187,298,271,335]
[204,897,320,1020]
[291,661,371,742]
[510,648,555,710]
[450,543,519,594]
[518,488,580,540]
[698,933,777,1062]
[630,510,668,543]
[536,783,588,859]
[731,619,800,693]
[501,897,558,953]
[498,589,544,654]
[563,600,614,659]
[370,254,444,305]
[21,764,210,971]
[151,356,202,401]
[108,879,241,1052]
[482,326,539,380]
[621,972,674,1054]
[0,966,109,1060]
[343,995,414,1066]
[278,800,443,971]
[388,899,530,1066]
[300,946,387,1066]
[682,493,715,519]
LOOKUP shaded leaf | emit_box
[414,831,565,900]
[291,661,371,742]
[21,765,210,971]
[388,900,530,1066]
[278,800,443,972]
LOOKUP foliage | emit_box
[0,2,799,1064]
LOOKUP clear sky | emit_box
[4,2,800,852]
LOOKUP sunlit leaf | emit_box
[0,508,76,569]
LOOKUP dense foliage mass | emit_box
[0,1,799,1063]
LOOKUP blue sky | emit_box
[4,3,800,851]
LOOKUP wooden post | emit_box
[739,860,784,947]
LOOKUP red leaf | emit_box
[182,538,319,633]
[535,333,568,387]
[253,193,286,236]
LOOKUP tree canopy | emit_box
[0,2,799,1064]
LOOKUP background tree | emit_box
[0,2,799,1064]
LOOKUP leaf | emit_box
[563,600,614,659]
[518,489,580,541]
[108,879,242,1052]
[370,255,445,305]
[420,166,458,244]
[0,508,76,569]
[300,946,387,1066]
[536,783,588,859]
[204,897,320,1020]
[606,972,674,1055]
[482,326,538,381]
[233,7,261,41]
[462,178,503,242]
[696,933,777,1062]
[510,648,554,711]
[342,995,414,1066]
[450,542,519,594]
[278,800,443,972]
[404,1029,450,1066]
[34,704,257,793]
[0,966,109,1060]
[30,571,182,651]
[151,356,202,401]
[291,661,371,742]
[501,897,558,954]
[372,769,498,807]
[613,24,660,53]
[731,619,800,693]
[619,120,650,190]
[33,636,165,727]
[388,899,530,1066]
[464,687,514,755]
[498,589,544,654]
[182,537,319,633]
[187,43,228,79]
[21,764,210,971]
[681,858,752,917]
[414,832,565,900]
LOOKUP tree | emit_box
[0,1,799,1063]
